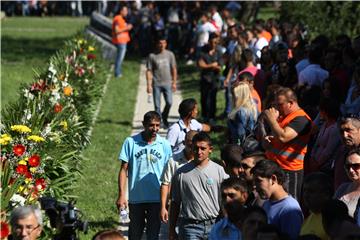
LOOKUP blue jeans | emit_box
[128,203,161,240]
[153,85,173,123]
[114,43,127,77]
[178,218,215,240]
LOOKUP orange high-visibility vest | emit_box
[112,15,130,44]
[266,109,312,171]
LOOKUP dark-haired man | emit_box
[209,177,249,240]
[262,87,312,200]
[169,132,228,240]
[167,98,210,154]
[116,111,172,240]
[146,35,177,128]
[251,159,303,240]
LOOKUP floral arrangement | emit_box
[0,35,108,239]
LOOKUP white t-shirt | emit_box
[167,119,202,154]
[197,22,217,47]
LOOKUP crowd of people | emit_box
[8,2,360,240]
[111,2,360,240]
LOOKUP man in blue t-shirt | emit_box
[116,111,172,240]
[251,159,304,240]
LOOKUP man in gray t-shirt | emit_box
[146,35,177,128]
[169,132,228,240]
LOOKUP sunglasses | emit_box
[344,163,360,171]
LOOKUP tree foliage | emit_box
[280,1,360,40]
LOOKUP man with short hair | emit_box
[167,98,210,155]
[209,177,249,240]
[262,87,312,200]
[160,130,197,223]
[112,5,133,78]
[116,111,172,240]
[251,159,303,240]
[334,114,360,188]
[169,132,228,240]
[221,144,244,177]
[146,35,177,128]
[10,205,43,240]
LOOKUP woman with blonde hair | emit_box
[228,82,259,145]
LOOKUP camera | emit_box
[39,197,88,240]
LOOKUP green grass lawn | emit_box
[1,17,89,108]
[75,57,139,239]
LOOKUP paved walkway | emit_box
[117,62,183,239]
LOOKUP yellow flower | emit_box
[18,160,27,165]
[77,39,84,45]
[25,178,32,184]
[63,86,73,96]
[18,186,25,193]
[30,167,37,173]
[27,135,45,142]
[88,46,95,52]
[0,134,12,145]
[11,125,31,133]
[60,121,68,131]
[58,74,65,81]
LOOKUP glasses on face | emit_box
[14,224,40,234]
[344,163,360,171]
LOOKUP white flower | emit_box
[48,62,57,75]
[10,194,26,206]
[23,109,32,120]
[23,89,34,100]
[84,79,89,84]
[41,124,52,137]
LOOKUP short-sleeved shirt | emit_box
[300,212,329,240]
[199,45,224,85]
[119,133,172,204]
[287,116,312,136]
[263,196,304,240]
[209,217,242,240]
[160,150,191,185]
[146,49,176,86]
[166,119,203,154]
[298,64,329,87]
[171,160,229,220]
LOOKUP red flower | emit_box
[28,154,40,167]
[35,178,46,190]
[87,53,96,60]
[25,171,32,179]
[75,67,85,77]
[0,221,10,239]
[30,80,47,93]
[54,103,63,113]
[16,165,28,175]
[13,144,26,156]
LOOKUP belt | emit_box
[182,218,216,224]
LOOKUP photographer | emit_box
[9,205,43,240]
